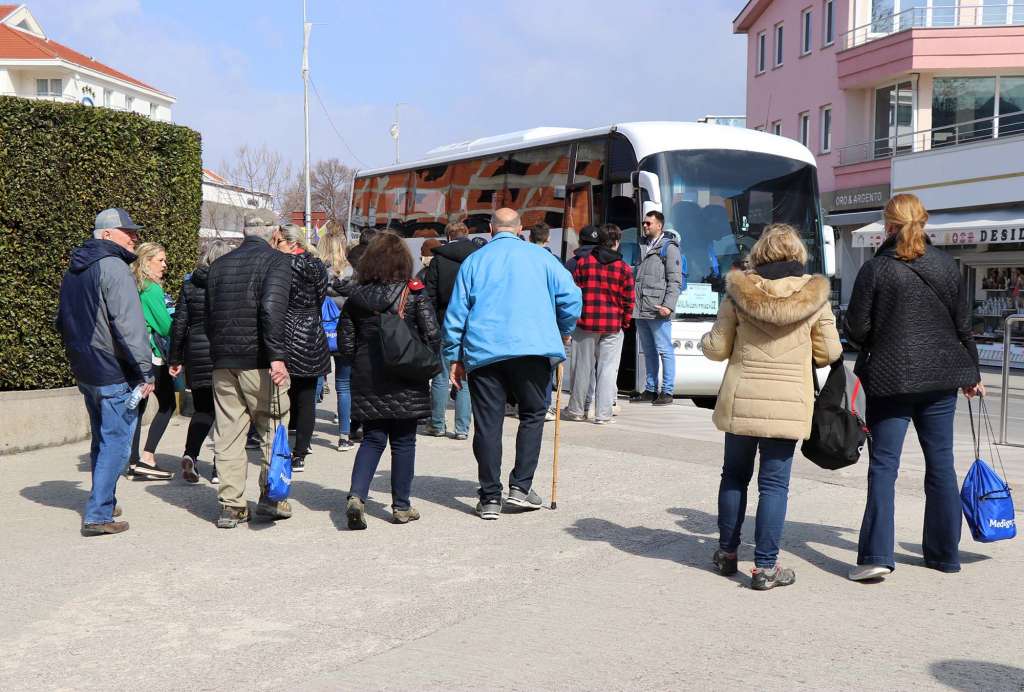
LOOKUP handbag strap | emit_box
[978,395,1011,486]
[881,256,958,335]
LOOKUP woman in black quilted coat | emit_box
[277,225,330,472]
[340,232,440,530]
[169,240,233,484]
[844,194,983,583]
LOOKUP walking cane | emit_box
[551,364,563,510]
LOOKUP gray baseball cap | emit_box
[94,207,143,232]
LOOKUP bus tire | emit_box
[691,396,717,410]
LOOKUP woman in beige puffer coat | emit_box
[700,223,842,591]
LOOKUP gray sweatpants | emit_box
[566,329,624,421]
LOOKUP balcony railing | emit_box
[841,3,1024,50]
[838,109,1024,165]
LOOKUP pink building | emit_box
[734,0,1024,309]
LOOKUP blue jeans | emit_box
[858,390,961,572]
[718,433,796,568]
[78,382,138,525]
[430,349,471,435]
[635,318,674,394]
[334,356,352,437]
[348,418,417,510]
[315,375,325,403]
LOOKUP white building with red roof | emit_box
[0,4,174,120]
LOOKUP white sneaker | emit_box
[545,409,556,422]
[849,564,891,581]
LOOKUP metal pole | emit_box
[302,0,312,234]
[1000,316,1022,445]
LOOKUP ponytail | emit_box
[885,193,928,261]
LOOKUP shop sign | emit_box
[854,225,1024,248]
[824,185,891,212]
[676,283,719,315]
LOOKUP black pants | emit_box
[184,386,215,459]
[131,364,175,464]
[288,376,318,458]
[468,356,552,502]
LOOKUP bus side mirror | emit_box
[631,171,662,218]
[821,224,837,277]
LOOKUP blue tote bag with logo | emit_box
[266,388,292,502]
[322,299,341,353]
[961,398,1016,543]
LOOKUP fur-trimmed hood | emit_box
[725,269,831,326]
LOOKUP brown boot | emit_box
[392,507,421,524]
[254,495,292,520]
[81,521,130,536]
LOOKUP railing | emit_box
[837,109,1024,165]
[841,3,1024,50]
[1000,315,1024,447]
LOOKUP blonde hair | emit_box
[198,240,232,269]
[317,228,349,272]
[885,193,928,261]
[748,224,807,267]
[131,242,166,291]
[280,224,316,255]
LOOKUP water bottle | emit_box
[127,384,145,410]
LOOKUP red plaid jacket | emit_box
[572,252,635,333]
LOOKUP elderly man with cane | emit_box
[443,208,581,520]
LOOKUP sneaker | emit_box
[216,506,249,529]
[612,401,620,416]
[210,463,220,485]
[560,408,587,422]
[545,409,556,422]
[245,434,261,450]
[81,521,129,536]
[392,506,421,524]
[848,564,891,582]
[131,460,174,481]
[506,487,543,510]
[291,456,305,473]
[337,437,354,452]
[350,428,364,443]
[453,432,468,441]
[653,393,673,406]
[630,390,657,403]
[347,496,367,530]
[181,455,200,484]
[593,418,615,425]
[712,549,738,576]
[422,425,447,437]
[751,565,796,591]
[476,500,502,520]
[254,495,292,520]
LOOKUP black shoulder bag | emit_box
[802,361,869,470]
[376,286,442,382]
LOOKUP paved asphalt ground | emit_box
[3,387,1024,691]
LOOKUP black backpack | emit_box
[375,287,442,382]
[801,361,869,470]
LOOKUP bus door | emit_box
[561,182,593,262]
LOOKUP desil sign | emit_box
[977,227,1024,244]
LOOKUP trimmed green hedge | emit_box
[0,96,202,390]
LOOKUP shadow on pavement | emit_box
[929,659,1024,691]
[385,474,479,516]
[144,476,221,523]
[20,480,88,517]
[899,541,991,565]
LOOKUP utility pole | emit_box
[302,0,312,237]
[390,103,407,164]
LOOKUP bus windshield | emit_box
[640,149,822,318]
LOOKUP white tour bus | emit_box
[347,121,836,406]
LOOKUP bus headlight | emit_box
[674,339,700,353]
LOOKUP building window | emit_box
[823,0,835,46]
[126,95,134,112]
[931,76,1024,146]
[149,103,158,119]
[801,8,813,55]
[774,23,784,67]
[772,120,782,136]
[103,89,111,108]
[874,80,914,157]
[756,31,767,73]
[36,78,62,97]
[799,112,810,146]
[820,106,832,153]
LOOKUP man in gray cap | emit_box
[57,208,155,536]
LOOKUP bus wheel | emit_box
[691,396,717,410]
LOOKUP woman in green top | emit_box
[128,242,175,480]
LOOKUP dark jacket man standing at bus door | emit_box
[631,210,683,406]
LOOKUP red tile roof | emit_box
[0,22,170,97]
[0,6,19,21]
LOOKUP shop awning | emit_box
[851,208,1024,248]
[825,210,882,227]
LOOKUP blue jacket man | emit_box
[56,208,155,536]
[443,208,581,519]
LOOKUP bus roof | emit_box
[356,121,817,177]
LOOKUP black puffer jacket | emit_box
[845,236,980,397]
[340,280,441,421]
[169,266,214,389]
[422,237,480,321]
[205,236,292,370]
[284,251,330,378]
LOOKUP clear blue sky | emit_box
[28,0,747,172]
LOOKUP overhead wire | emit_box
[309,76,368,168]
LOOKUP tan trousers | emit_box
[212,368,290,509]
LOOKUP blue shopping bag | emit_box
[322,299,341,353]
[961,398,1016,543]
[266,422,292,502]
